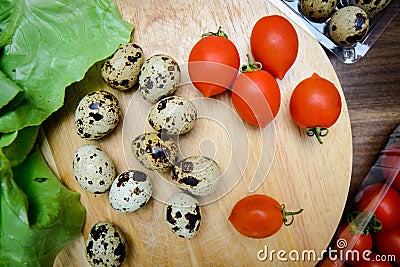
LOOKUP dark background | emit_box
[328,13,400,202]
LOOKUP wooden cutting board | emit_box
[39,0,352,266]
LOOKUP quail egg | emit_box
[300,0,337,23]
[148,96,197,135]
[109,170,152,212]
[74,90,121,140]
[171,156,221,196]
[85,222,127,267]
[350,0,392,18]
[101,43,144,90]
[73,144,116,194]
[164,192,201,238]
[138,54,181,103]
[328,6,369,46]
[131,132,178,172]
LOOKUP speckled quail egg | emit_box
[328,6,369,46]
[73,144,116,194]
[350,0,392,18]
[109,170,152,212]
[171,156,221,196]
[300,0,337,23]
[74,90,121,140]
[164,192,201,238]
[148,96,197,135]
[101,43,144,90]
[131,132,178,172]
[138,54,181,103]
[85,222,127,267]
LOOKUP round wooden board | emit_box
[39,0,352,266]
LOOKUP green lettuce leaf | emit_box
[0,149,29,227]
[0,0,133,132]
[0,126,39,168]
[0,70,25,111]
[0,0,23,48]
[0,146,86,267]
[0,0,133,265]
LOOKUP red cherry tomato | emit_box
[228,194,303,239]
[380,142,400,191]
[373,227,400,264]
[188,27,240,97]
[289,73,342,144]
[250,15,298,80]
[231,58,281,127]
[356,183,400,232]
[335,223,373,265]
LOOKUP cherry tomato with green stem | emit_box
[231,55,281,127]
[289,73,342,144]
[228,194,303,239]
[335,222,373,265]
[188,27,240,97]
[355,183,400,232]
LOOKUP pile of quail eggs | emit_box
[298,0,393,46]
[129,55,223,239]
[72,42,222,266]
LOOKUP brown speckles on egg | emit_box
[89,112,104,121]
[74,91,120,140]
[131,132,178,172]
[328,6,369,46]
[85,222,127,267]
[171,156,221,196]
[116,172,130,187]
[166,206,177,228]
[185,206,201,232]
[109,170,152,212]
[181,176,200,186]
[133,170,147,182]
[138,54,181,103]
[181,161,194,173]
[133,187,142,195]
[101,43,144,90]
[73,144,116,194]
[145,77,154,89]
[300,0,337,22]
[164,192,201,238]
[350,0,392,18]
[148,96,197,135]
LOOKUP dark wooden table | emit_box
[327,13,400,203]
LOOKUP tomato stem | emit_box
[279,204,304,226]
[240,54,263,73]
[202,26,229,39]
[305,127,329,144]
[347,211,382,235]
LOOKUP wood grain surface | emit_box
[38,0,353,266]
